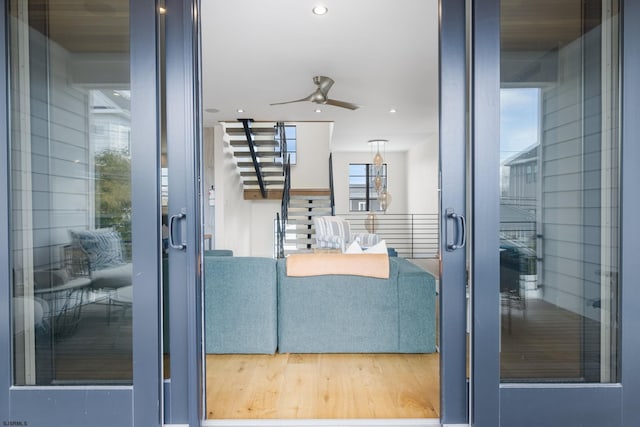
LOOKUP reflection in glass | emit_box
[499,0,619,382]
[10,0,132,385]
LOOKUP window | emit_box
[349,163,388,212]
[277,124,297,165]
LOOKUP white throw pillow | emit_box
[345,241,364,254]
[364,240,388,254]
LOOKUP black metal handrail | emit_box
[277,154,292,258]
[277,121,287,165]
[329,153,335,216]
[238,118,266,198]
[276,212,284,259]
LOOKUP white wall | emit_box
[214,125,251,255]
[250,201,280,257]
[203,127,215,237]
[331,151,408,215]
[406,136,439,213]
[290,122,331,188]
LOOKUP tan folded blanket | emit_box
[286,253,389,279]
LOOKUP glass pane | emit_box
[159,0,170,379]
[9,0,132,385]
[499,0,619,382]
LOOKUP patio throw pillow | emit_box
[70,228,125,271]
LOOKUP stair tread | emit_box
[225,127,277,136]
[287,206,332,211]
[284,239,316,244]
[284,210,332,216]
[289,189,331,196]
[233,151,281,157]
[284,220,315,225]
[244,185,285,190]
[240,171,283,177]
[288,200,332,206]
[289,196,331,201]
[230,140,278,147]
[237,162,280,168]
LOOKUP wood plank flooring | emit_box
[205,353,440,419]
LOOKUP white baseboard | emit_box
[201,419,442,427]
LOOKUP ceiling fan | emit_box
[270,76,359,110]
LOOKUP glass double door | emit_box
[0,0,168,425]
[4,0,639,426]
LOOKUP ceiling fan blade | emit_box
[324,98,360,110]
[270,95,312,106]
[313,76,335,96]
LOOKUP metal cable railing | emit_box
[344,213,439,258]
[274,213,439,259]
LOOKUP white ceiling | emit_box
[201,0,439,152]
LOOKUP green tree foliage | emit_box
[95,150,132,255]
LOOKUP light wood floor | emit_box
[206,353,440,419]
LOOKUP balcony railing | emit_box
[275,213,439,259]
[344,213,439,258]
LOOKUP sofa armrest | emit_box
[392,258,437,353]
[204,256,277,354]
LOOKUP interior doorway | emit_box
[199,0,445,421]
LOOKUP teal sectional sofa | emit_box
[203,255,436,354]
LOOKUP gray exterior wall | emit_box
[540,24,617,322]
[14,28,90,272]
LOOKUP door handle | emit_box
[446,208,466,251]
[169,209,187,251]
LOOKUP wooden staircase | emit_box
[281,189,332,255]
[223,121,285,199]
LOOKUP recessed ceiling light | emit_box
[312,5,328,15]
[389,108,397,114]
[236,108,244,113]
[315,108,322,113]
